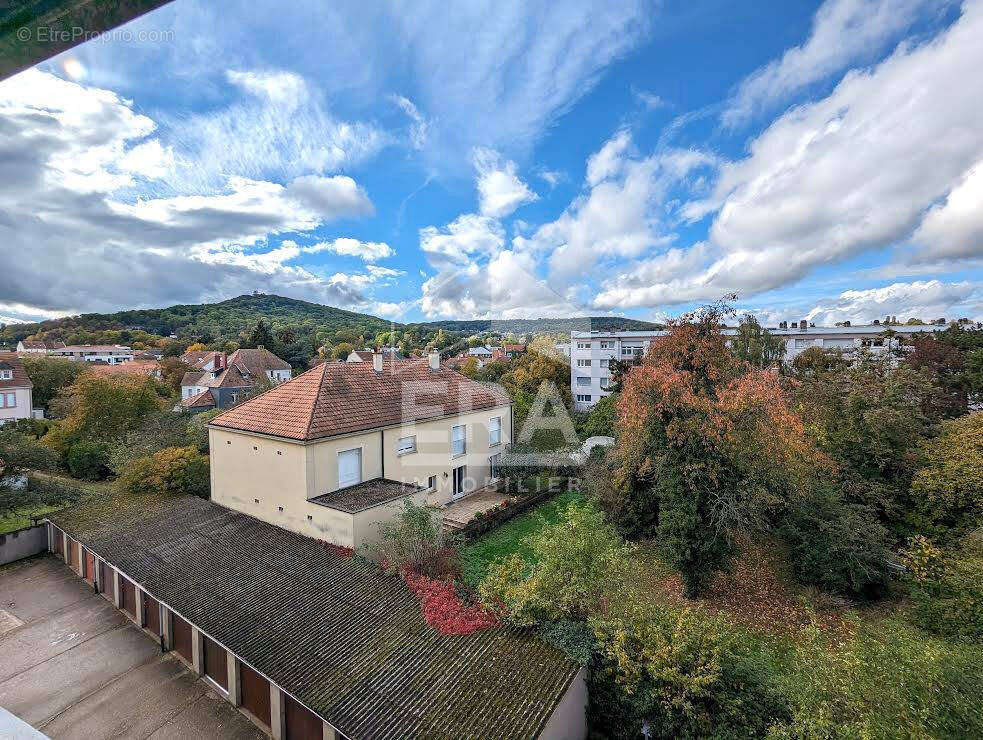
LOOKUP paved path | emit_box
[0,556,264,740]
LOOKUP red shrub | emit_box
[403,570,499,635]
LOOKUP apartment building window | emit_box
[599,341,614,349]
[576,376,591,386]
[622,345,643,356]
[397,435,416,455]
[576,394,592,403]
[599,359,610,368]
[489,453,501,479]
[451,425,466,457]
[0,369,11,380]
[794,338,813,348]
[576,341,591,349]
[1,392,15,408]
[600,378,612,390]
[338,448,361,488]
[576,359,591,367]
[489,416,501,446]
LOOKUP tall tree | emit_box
[21,357,89,413]
[603,301,819,597]
[729,314,786,368]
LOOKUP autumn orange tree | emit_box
[603,300,820,597]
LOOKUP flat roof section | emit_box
[310,478,423,513]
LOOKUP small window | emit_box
[599,341,614,349]
[599,359,610,368]
[489,452,501,478]
[576,342,590,349]
[576,394,592,403]
[576,376,591,386]
[0,370,11,380]
[1,392,15,408]
[600,378,612,390]
[451,425,466,457]
[428,475,437,490]
[576,359,591,367]
[489,416,501,446]
[397,435,416,455]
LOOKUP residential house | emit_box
[15,340,66,354]
[491,343,526,361]
[207,351,512,549]
[344,350,375,363]
[0,353,35,423]
[50,344,134,364]
[180,347,292,412]
[88,359,162,380]
[569,323,952,410]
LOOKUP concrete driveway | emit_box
[0,555,265,740]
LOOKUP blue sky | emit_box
[1,0,982,326]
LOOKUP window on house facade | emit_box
[451,425,466,456]
[489,416,501,446]
[338,448,362,488]
[576,376,591,386]
[576,341,591,349]
[576,359,591,367]
[1,392,16,408]
[576,394,592,403]
[0,370,11,380]
[427,475,437,490]
[452,465,466,496]
[397,435,416,455]
[489,453,501,479]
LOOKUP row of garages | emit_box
[49,523,336,740]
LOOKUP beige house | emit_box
[208,352,512,548]
[0,353,34,424]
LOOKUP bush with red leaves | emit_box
[319,541,354,558]
[403,569,499,635]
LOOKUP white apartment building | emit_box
[49,344,135,364]
[569,323,952,410]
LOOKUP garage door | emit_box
[142,592,161,636]
[52,526,63,555]
[99,561,114,599]
[203,635,228,690]
[67,538,79,568]
[173,613,193,662]
[119,576,137,617]
[240,662,271,728]
[83,549,96,583]
[285,694,322,740]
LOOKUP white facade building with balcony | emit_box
[569,324,953,410]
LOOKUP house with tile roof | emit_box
[180,347,292,412]
[207,351,512,548]
[0,352,35,423]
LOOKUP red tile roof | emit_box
[228,348,290,375]
[210,357,511,441]
[0,352,33,389]
[181,389,216,409]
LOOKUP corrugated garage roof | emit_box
[48,494,577,739]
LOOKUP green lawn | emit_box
[0,472,114,535]
[460,490,585,587]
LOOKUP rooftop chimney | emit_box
[428,351,440,371]
[372,352,384,373]
[799,319,808,330]
[257,345,264,351]
[843,320,851,327]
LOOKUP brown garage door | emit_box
[52,526,63,555]
[285,694,322,740]
[119,576,136,617]
[142,592,161,636]
[240,662,271,727]
[83,549,96,583]
[173,613,193,662]
[203,635,228,689]
[99,561,114,599]
[67,538,79,568]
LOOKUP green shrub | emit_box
[371,499,459,579]
[780,481,891,598]
[0,475,84,517]
[589,598,786,739]
[769,618,983,738]
[902,533,983,641]
[66,441,110,480]
[117,445,210,498]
